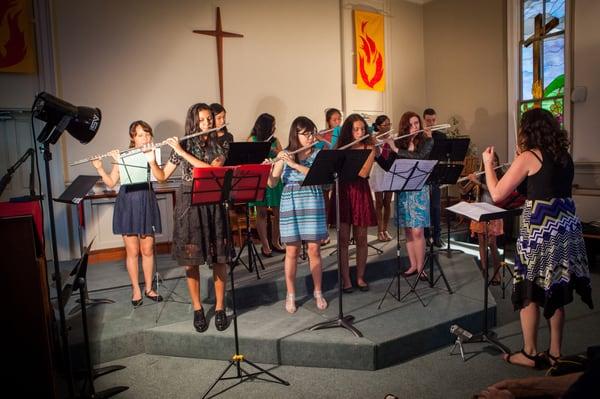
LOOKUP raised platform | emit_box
[64,238,498,371]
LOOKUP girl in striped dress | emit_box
[268,116,328,313]
[483,108,592,369]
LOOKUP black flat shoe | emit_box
[402,270,417,277]
[358,283,370,292]
[261,247,273,258]
[193,308,208,333]
[214,310,228,331]
[271,245,286,253]
[131,298,143,307]
[145,291,163,302]
[418,272,429,282]
[342,286,354,294]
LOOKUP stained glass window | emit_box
[519,0,566,123]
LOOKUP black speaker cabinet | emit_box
[1,215,58,397]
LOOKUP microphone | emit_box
[450,324,473,342]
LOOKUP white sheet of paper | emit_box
[118,148,161,185]
[446,201,506,222]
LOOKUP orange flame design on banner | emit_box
[358,21,383,88]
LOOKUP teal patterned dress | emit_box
[248,136,284,207]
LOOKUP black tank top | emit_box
[526,150,573,200]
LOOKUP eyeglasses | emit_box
[297,130,315,137]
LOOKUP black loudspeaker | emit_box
[1,215,58,397]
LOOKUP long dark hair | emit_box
[397,111,423,151]
[128,120,153,148]
[335,114,372,149]
[519,108,570,165]
[325,108,341,129]
[210,102,230,135]
[184,102,218,151]
[287,116,317,163]
[372,115,390,132]
[250,113,275,142]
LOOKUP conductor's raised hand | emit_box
[482,146,495,166]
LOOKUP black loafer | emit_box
[342,286,354,294]
[131,298,143,307]
[145,291,163,302]
[214,310,228,331]
[193,308,208,333]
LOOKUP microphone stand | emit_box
[0,148,39,200]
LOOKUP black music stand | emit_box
[224,142,271,166]
[306,149,371,338]
[191,166,289,399]
[446,202,522,355]
[61,239,128,398]
[429,137,470,258]
[55,175,117,315]
[225,143,271,279]
[422,163,464,292]
[376,158,437,308]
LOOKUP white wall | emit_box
[423,0,507,160]
[389,0,427,124]
[53,0,342,179]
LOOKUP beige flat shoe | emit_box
[314,291,328,310]
[285,293,297,314]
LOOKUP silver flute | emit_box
[69,124,228,166]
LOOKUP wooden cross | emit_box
[193,7,243,106]
[523,14,559,100]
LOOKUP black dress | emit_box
[169,137,229,266]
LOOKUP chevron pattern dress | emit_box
[513,198,593,318]
[279,149,328,243]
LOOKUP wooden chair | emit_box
[229,204,257,248]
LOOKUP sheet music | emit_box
[446,201,506,222]
[119,148,161,185]
[382,159,437,191]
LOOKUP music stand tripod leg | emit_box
[377,220,403,309]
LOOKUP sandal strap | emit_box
[520,349,550,369]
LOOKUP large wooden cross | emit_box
[193,7,243,106]
[523,13,559,100]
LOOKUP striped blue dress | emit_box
[279,150,328,243]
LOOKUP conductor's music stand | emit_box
[191,166,288,399]
[55,175,117,315]
[446,202,522,355]
[428,137,470,258]
[61,238,128,398]
[305,149,371,338]
[376,158,437,309]
[225,142,271,279]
